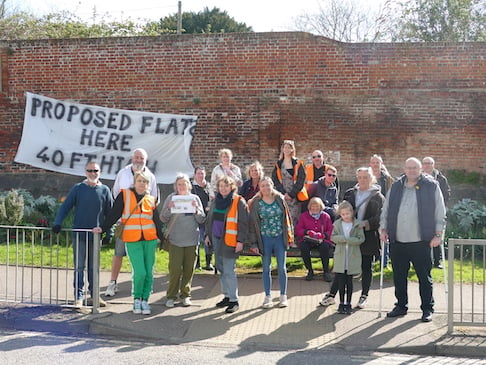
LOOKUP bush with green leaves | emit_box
[0,189,24,225]
[447,198,486,259]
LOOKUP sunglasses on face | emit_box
[86,169,99,173]
[327,174,337,177]
[312,155,322,159]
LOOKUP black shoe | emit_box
[323,272,333,282]
[434,263,443,269]
[204,264,214,271]
[344,304,352,315]
[305,271,314,281]
[387,306,408,318]
[225,301,239,313]
[216,297,230,308]
[421,311,433,322]
[337,303,345,314]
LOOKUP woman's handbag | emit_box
[160,214,178,251]
[114,199,143,240]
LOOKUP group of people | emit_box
[53,141,449,322]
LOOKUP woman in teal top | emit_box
[249,177,294,309]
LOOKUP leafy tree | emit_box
[0,9,158,40]
[146,7,253,34]
[292,0,388,42]
[392,0,486,41]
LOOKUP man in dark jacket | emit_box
[380,157,446,322]
[422,156,450,268]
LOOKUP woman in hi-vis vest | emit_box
[271,139,307,229]
[97,171,162,315]
[205,175,249,314]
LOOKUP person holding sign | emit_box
[160,174,206,308]
[105,148,159,298]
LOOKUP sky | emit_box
[15,0,384,33]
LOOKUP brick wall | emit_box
[1,33,485,196]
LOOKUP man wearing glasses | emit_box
[52,161,113,307]
[314,165,339,221]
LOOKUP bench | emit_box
[240,246,333,258]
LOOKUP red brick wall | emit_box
[1,33,485,184]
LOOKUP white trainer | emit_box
[262,295,273,309]
[133,299,142,314]
[279,294,288,308]
[320,293,336,307]
[357,295,368,309]
[182,297,192,307]
[141,300,151,315]
[165,298,175,308]
[105,280,118,297]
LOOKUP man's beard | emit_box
[132,163,145,172]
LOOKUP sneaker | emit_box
[141,300,151,315]
[279,294,288,308]
[75,298,83,308]
[182,297,192,307]
[216,297,230,308]
[421,310,433,322]
[337,303,346,314]
[323,272,333,282]
[225,301,239,313]
[320,293,336,307]
[133,299,142,314]
[357,295,368,309]
[105,280,118,297]
[344,304,352,315]
[262,295,273,309]
[165,298,175,308]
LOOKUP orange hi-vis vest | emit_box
[275,159,308,201]
[121,189,157,242]
[305,163,330,187]
[224,195,241,247]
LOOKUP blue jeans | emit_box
[213,236,238,301]
[262,234,287,296]
[72,231,94,300]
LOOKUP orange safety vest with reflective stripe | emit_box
[275,159,308,201]
[224,195,241,247]
[121,189,157,242]
[305,163,330,187]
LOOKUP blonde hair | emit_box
[218,148,233,159]
[133,171,150,192]
[307,197,325,210]
[337,201,354,216]
[246,161,264,180]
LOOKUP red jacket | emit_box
[295,210,333,244]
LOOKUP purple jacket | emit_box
[295,210,333,244]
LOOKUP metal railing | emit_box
[447,238,486,334]
[0,225,101,314]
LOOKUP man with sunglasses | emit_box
[313,166,339,222]
[52,161,113,307]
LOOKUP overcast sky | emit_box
[16,0,384,33]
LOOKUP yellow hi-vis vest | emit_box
[121,189,157,242]
[224,195,241,247]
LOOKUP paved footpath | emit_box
[1,270,485,359]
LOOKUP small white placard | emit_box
[170,195,196,214]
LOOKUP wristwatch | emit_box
[434,233,442,237]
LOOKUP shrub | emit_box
[0,189,24,225]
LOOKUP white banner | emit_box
[15,93,197,184]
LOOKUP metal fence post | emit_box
[92,232,100,314]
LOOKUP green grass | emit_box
[0,241,483,284]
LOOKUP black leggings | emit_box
[361,255,374,296]
[300,240,330,273]
[336,272,353,304]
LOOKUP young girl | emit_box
[331,201,365,314]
